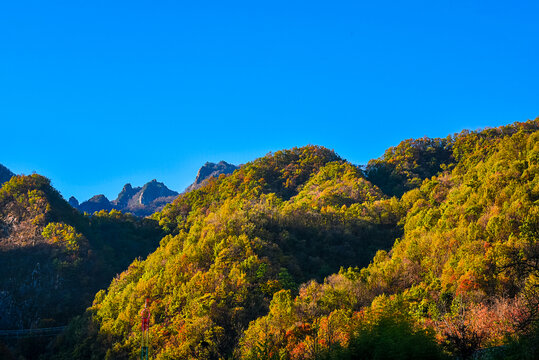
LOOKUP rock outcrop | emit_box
[0,164,14,185]
[184,161,238,192]
[68,196,79,208]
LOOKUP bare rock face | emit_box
[129,180,178,207]
[112,183,141,208]
[122,180,179,216]
[0,164,14,186]
[185,161,238,192]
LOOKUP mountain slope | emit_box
[365,136,453,197]
[0,175,163,333]
[238,119,539,359]
[49,120,539,360]
[49,145,402,359]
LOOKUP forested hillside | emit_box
[44,119,539,359]
[239,121,539,359]
[0,175,163,358]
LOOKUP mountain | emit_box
[111,183,140,208]
[0,175,163,358]
[184,160,239,192]
[50,119,539,360]
[0,164,14,185]
[76,180,179,217]
[74,162,238,217]
[49,145,401,359]
[67,196,79,208]
[78,194,113,214]
[125,179,178,210]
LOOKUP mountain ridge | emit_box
[48,119,539,360]
[72,161,238,216]
[73,179,178,217]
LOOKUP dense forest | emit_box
[3,119,539,359]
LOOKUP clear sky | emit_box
[1,0,538,201]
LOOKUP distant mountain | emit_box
[121,179,178,216]
[129,179,178,207]
[111,183,140,208]
[72,162,238,216]
[68,196,79,208]
[184,161,238,192]
[75,180,179,217]
[78,194,113,214]
[0,164,14,185]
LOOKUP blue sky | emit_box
[1,0,538,201]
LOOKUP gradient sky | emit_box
[1,0,538,201]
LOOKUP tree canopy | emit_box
[42,119,539,359]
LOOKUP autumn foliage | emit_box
[46,119,539,359]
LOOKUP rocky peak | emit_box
[130,180,178,206]
[68,196,79,208]
[112,183,141,207]
[73,180,179,217]
[185,161,238,192]
[71,161,238,217]
[78,194,112,214]
[0,164,14,185]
